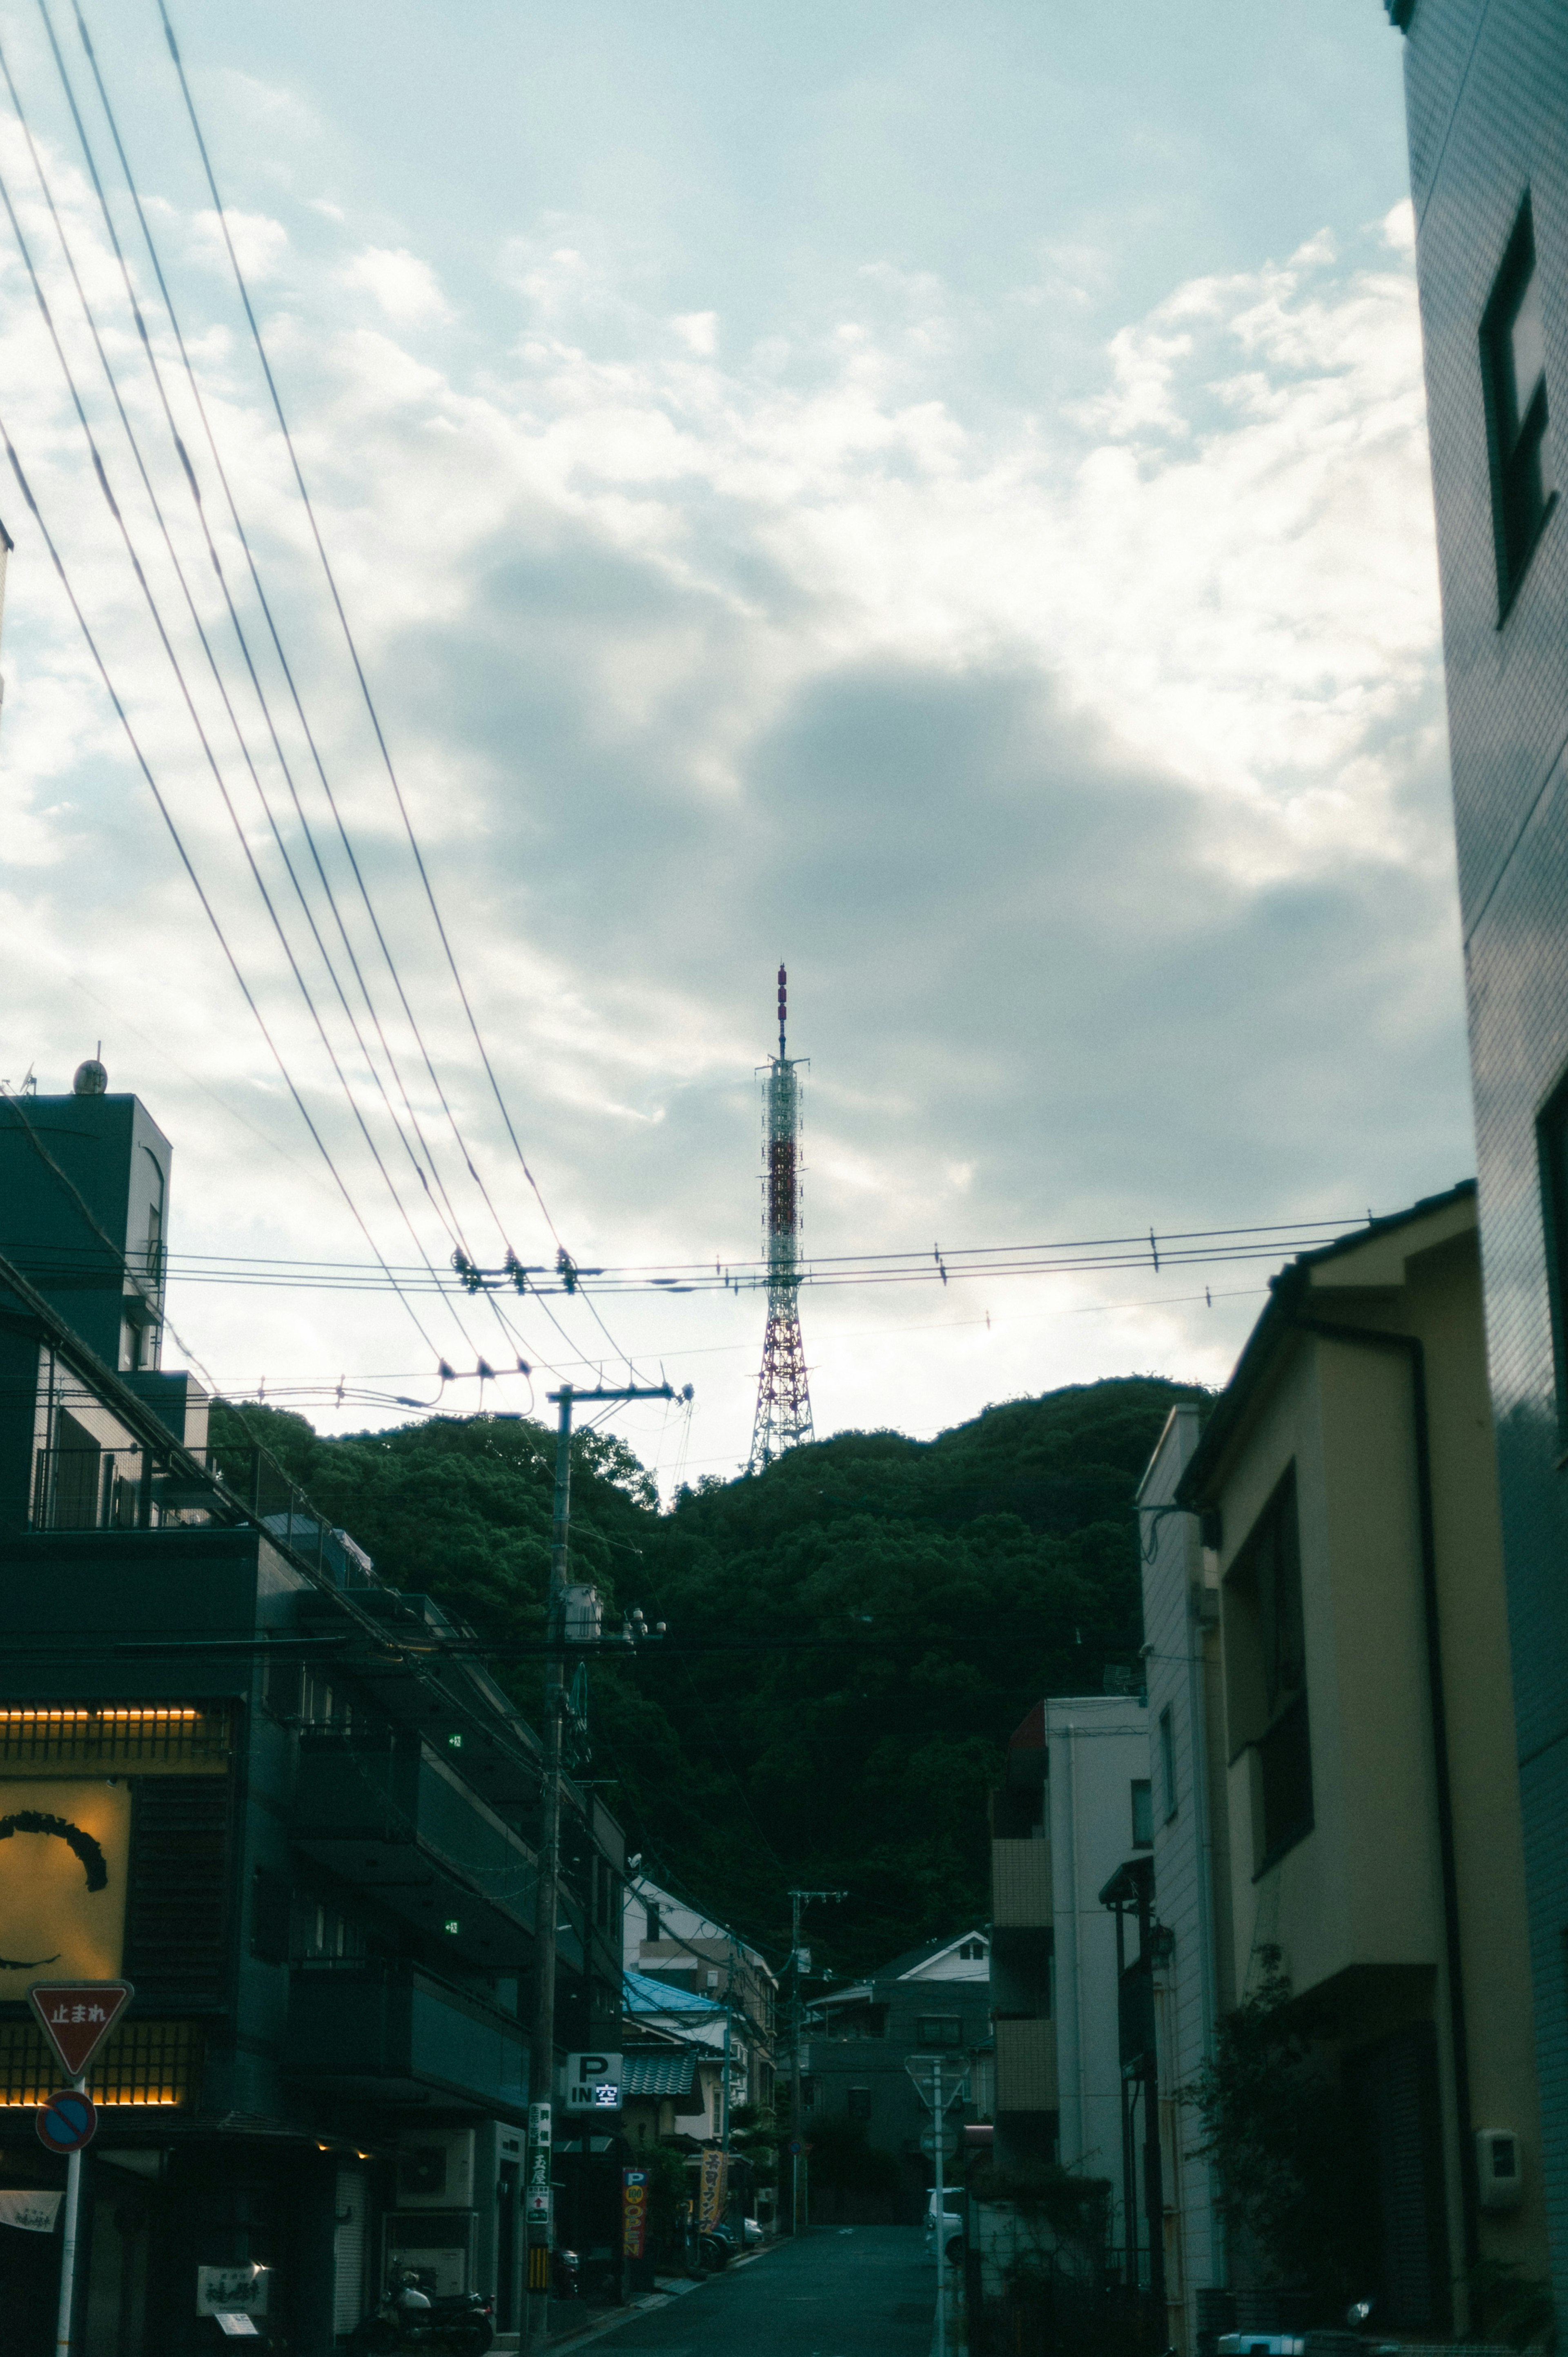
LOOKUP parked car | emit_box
[923,2192,962,2255]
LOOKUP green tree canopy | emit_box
[209,1375,1200,1976]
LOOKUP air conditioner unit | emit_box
[396,2129,475,2210]
[1477,2127,1524,2210]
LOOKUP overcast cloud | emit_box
[0,2,1470,1483]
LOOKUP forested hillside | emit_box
[209,1376,1203,1978]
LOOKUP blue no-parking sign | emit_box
[36,2087,97,2154]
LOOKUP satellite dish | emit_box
[72,1059,107,1096]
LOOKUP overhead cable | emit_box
[152,0,632,1371]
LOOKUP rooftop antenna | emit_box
[748,964,815,1473]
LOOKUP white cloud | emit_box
[341,245,451,326]
[0,127,1462,1478]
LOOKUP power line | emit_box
[0,420,451,1361]
[152,0,634,1375]
[56,0,603,1388]
[0,28,497,1376]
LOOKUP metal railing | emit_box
[31,1442,147,1531]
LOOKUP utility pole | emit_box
[525,1380,679,2349]
[787,1886,846,2237]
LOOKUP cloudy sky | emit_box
[0,0,1471,1486]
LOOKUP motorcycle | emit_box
[353,2270,495,2356]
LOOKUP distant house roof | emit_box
[811,1930,990,2014]
[623,1967,725,2018]
[882,1931,989,1982]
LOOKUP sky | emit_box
[0,0,1472,1490]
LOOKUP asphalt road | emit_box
[592,2227,935,2357]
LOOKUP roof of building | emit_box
[1176,1180,1478,1513]
[811,1930,990,2012]
[622,1967,725,2018]
[621,2050,707,2101]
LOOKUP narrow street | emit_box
[579,2229,935,2357]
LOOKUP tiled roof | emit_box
[622,2051,704,2099]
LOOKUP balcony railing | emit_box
[287,1958,528,2113]
[32,1443,146,1531]
[293,1733,537,1965]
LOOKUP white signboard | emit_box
[565,2051,623,2112]
[196,2266,270,2319]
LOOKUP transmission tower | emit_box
[748,965,815,1471]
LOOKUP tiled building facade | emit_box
[1390,0,1568,2315]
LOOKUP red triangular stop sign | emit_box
[29,1983,133,2080]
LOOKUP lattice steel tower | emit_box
[749,965,814,1471]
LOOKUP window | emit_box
[918,2015,963,2047]
[1224,1465,1314,1871]
[1158,1705,1178,1822]
[847,2086,872,2120]
[959,1939,987,1962]
[1539,1073,1568,1436]
[645,1901,661,1943]
[1484,201,1555,608]
[1131,1780,1153,1849]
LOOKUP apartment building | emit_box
[989,1693,1153,2260]
[1388,0,1568,2318]
[1135,1403,1232,2354]
[0,1072,626,2355]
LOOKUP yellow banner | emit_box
[698,2148,727,2233]
[0,1782,131,2000]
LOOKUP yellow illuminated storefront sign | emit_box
[0,1780,131,1999]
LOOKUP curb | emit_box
[548,2241,780,2348]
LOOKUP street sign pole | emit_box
[53,2079,85,2357]
[29,1980,132,2357]
[933,2056,946,2357]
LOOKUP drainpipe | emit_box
[1290,1314,1479,2277]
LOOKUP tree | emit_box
[1188,1947,1379,2306]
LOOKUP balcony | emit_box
[991,1838,1052,1927]
[994,2018,1058,2114]
[286,1959,528,2115]
[292,1732,536,1967]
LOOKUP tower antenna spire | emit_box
[749,965,814,1473]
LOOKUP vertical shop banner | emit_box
[698,2149,727,2233]
[621,2169,648,2260]
[0,1783,131,2001]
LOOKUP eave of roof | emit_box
[1175,1180,1476,1513]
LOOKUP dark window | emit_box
[1158,1706,1177,1822]
[1484,200,1555,609]
[1225,1465,1314,1871]
[959,1939,987,1961]
[801,2076,816,2113]
[847,2086,872,2119]
[645,1901,661,1943]
[1538,1073,1568,1436]
[1131,1780,1153,1848]
[918,2015,963,2047]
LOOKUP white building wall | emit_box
[1045,1693,1152,2253]
[1137,1403,1227,2352]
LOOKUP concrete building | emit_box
[621,1871,777,2118]
[0,1073,627,2354]
[802,1932,991,2211]
[1177,1185,1547,2332]
[989,1694,1153,2262]
[1135,1405,1232,2354]
[1387,0,1568,2322]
